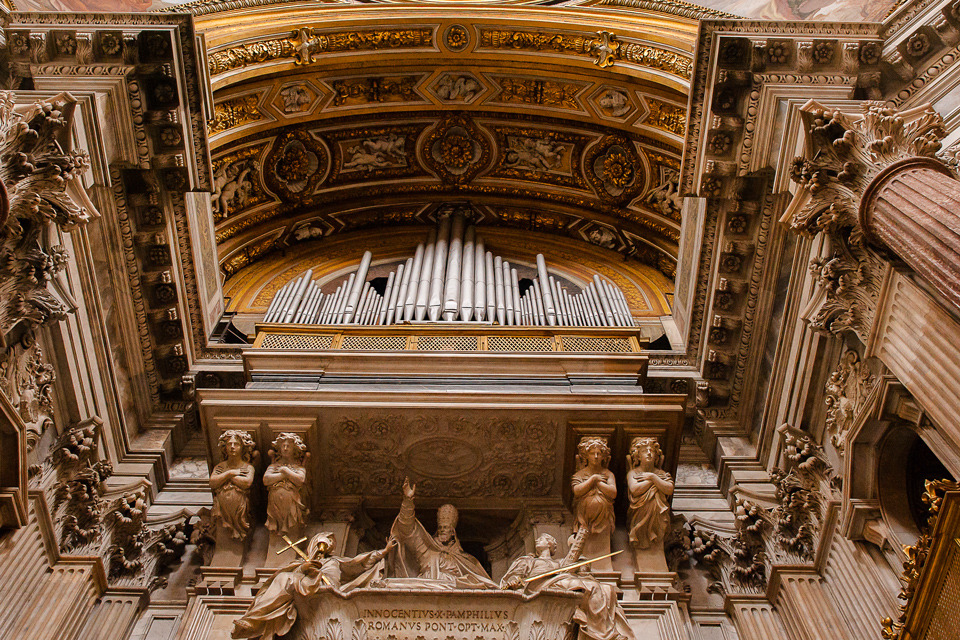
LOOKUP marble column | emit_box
[860,157,960,310]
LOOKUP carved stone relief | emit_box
[276,83,319,115]
[824,350,877,454]
[584,135,646,202]
[592,88,634,119]
[422,113,491,184]
[432,73,484,104]
[263,130,329,200]
[327,414,558,499]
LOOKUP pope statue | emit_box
[387,477,496,589]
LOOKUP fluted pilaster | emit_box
[768,567,854,640]
[4,561,104,640]
[821,533,898,637]
[75,592,146,640]
[725,594,792,640]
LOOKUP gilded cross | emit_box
[277,534,309,559]
[276,534,333,585]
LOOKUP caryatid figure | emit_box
[625,437,674,572]
[264,432,308,539]
[210,430,257,541]
[570,437,617,571]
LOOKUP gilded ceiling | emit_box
[196,8,698,290]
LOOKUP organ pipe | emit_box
[473,237,485,321]
[460,226,475,323]
[265,219,637,328]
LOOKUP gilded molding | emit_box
[644,98,686,136]
[209,93,264,134]
[881,479,960,640]
[479,28,691,78]
[208,27,434,75]
[595,0,740,20]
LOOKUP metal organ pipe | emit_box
[473,237,485,321]
[263,282,285,323]
[267,277,297,323]
[459,226,475,322]
[380,270,396,325]
[536,254,557,326]
[502,261,514,325]
[287,269,315,323]
[387,262,406,325]
[428,215,451,322]
[485,251,496,323]
[414,230,436,321]
[494,256,506,326]
[265,228,640,328]
[510,267,522,327]
[403,243,424,321]
[443,214,465,321]
[593,275,616,326]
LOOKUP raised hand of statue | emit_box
[402,477,416,500]
[384,536,399,553]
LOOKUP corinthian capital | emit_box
[783,101,946,244]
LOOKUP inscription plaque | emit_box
[293,586,580,640]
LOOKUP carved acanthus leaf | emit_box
[0,92,95,344]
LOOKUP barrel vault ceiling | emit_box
[197,7,700,292]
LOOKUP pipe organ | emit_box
[263,213,637,327]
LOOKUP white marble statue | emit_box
[232,531,395,640]
[387,477,496,588]
[210,430,257,541]
[571,437,616,570]
[626,437,674,572]
[500,531,634,640]
[264,432,308,539]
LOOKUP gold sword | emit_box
[523,549,623,583]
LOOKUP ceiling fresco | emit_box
[199,12,697,287]
[692,0,898,20]
[9,0,900,20]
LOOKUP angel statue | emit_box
[571,437,617,570]
[500,530,634,640]
[626,437,674,571]
[264,432,308,539]
[232,531,396,640]
[210,430,257,541]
